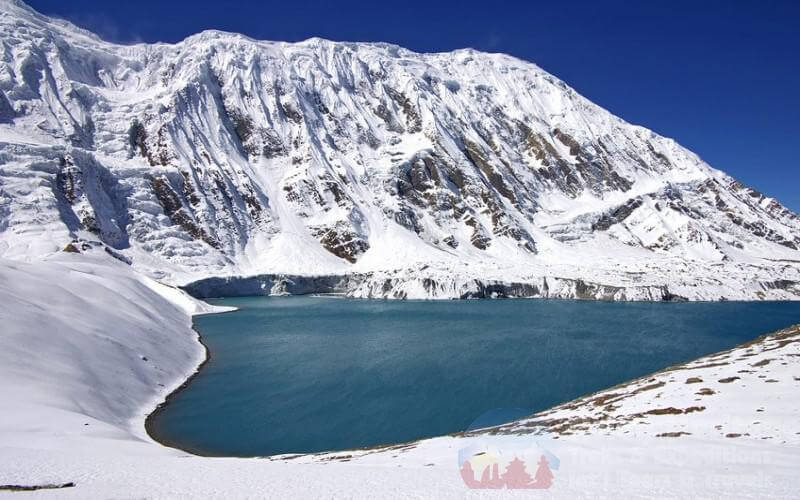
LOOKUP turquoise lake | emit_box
[148,297,800,456]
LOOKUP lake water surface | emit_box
[148,297,800,456]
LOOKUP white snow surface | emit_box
[1,253,799,498]
[0,0,798,300]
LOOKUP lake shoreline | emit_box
[144,309,238,458]
[143,296,800,458]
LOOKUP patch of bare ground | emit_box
[0,483,75,491]
[631,381,666,394]
[628,406,707,421]
[590,393,624,407]
[689,361,730,369]
[645,407,683,416]
[685,406,705,414]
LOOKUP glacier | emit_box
[0,0,798,300]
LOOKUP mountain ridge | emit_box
[1,0,798,300]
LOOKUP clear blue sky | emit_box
[28,0,800,212]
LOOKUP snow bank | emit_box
[0,253,224,453]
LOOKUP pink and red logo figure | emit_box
[460,454,554,490]
[457,437,558,490]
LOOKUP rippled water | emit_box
[148,297,800,456]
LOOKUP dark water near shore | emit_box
[148,297,800,456]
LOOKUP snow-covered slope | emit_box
[1,0,798,299]
[1,254,798,498]
[0,254,227,457]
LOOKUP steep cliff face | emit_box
[0,0,798,299]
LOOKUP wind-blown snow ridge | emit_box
[0,0,798,300]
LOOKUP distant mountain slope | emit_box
[1,0,798,299]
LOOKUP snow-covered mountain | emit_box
[1,0,798,299]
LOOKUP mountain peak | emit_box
[0,0,798,300]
